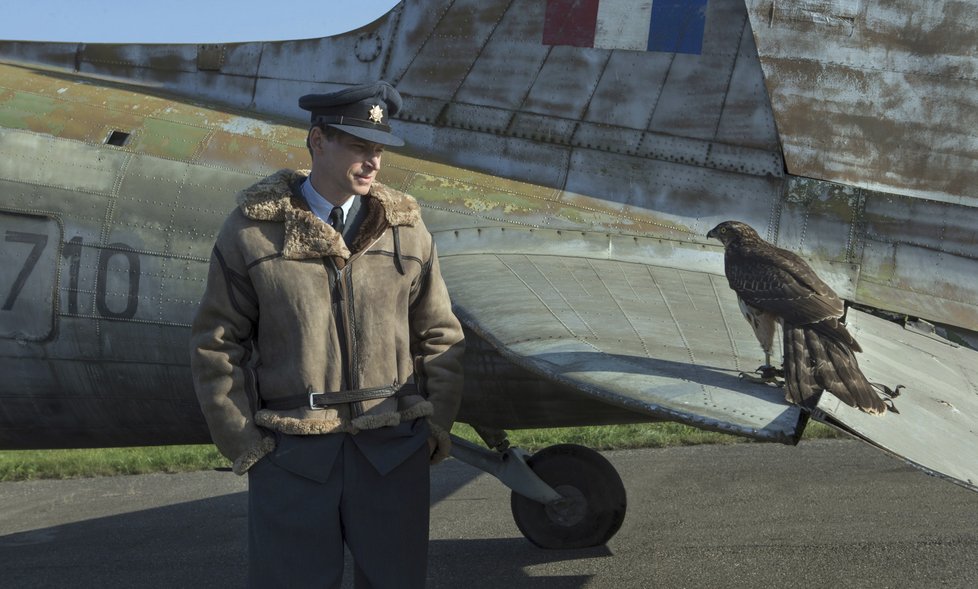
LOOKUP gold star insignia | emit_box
[368,104,384,124]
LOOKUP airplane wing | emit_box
[815,311,978,492]
[438,234,806,444]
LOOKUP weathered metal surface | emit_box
[815,309,978,492]
[772,176,978,329]
[0,64,309,447]
[745,0,978,205]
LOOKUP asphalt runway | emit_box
[1,439,976,588]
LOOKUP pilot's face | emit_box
[309,127,384,205]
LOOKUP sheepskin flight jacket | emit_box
[190,169,465,474]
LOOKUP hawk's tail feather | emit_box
[822,336,887,415]
[782,325,821,410]
[812,317,863,353]
[782,324,886,415]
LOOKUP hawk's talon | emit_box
[739,365,784,386]
[872,382,904,399]
[758,364,784,379]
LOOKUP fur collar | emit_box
[236,169,421,260]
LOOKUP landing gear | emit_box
[449,435,627,549]
[510,444,626,549]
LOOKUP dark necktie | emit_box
[328,206,345,235]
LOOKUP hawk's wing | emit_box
[724,243,844,326]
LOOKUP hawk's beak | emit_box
[706,229,715,239]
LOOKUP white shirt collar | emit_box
[301,177,355,224]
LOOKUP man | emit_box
[190,81,465,588]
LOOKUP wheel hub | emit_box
[545,485,587,526]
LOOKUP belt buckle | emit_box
[308,391,325,410]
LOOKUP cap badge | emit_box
[368,104,384,124]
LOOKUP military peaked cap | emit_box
[299,81,405,147]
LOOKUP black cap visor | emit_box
[314,114,404,147]
[330,123,405,147]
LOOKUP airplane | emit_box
[1,0,977,550]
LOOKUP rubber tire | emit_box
[510,444,626,549]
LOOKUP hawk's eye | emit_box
[720,227,727,234]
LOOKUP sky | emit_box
[0,0,402,43]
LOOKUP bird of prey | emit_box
[707,220,889,415]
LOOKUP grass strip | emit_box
[0,445,230,482]
[0,421,841,482]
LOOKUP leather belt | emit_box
[262,382,419,411]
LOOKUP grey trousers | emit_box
[248,423,431,589]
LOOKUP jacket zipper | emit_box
[325,258,356,413]
[342,265,365,417]
[327,232,389,419]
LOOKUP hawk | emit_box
[707,220,888,415]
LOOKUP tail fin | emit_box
[783,325,886,415]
